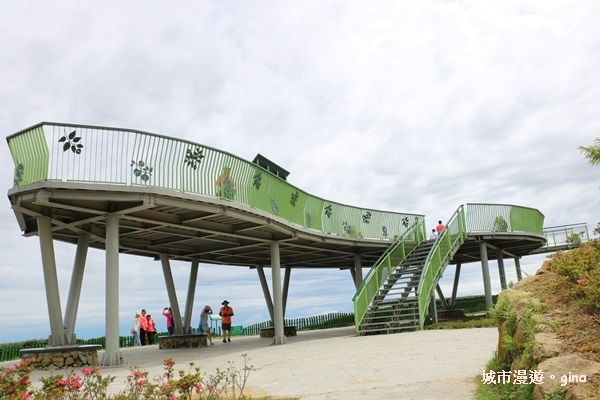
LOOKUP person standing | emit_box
[436,220,445,235]
[163,307,175,336]
[200,305,215,345]
[139,309,149,345]
[429,229,438,240]
[219,300,234,343]
[132,312,141,346]
[146,314,157,345]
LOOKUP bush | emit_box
[544,241,600,309]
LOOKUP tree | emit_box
[579,138,600,165]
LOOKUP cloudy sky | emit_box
[1,0,598,343]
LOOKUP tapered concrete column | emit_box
[64,232,90,344]
[514,257,523,281]
[429,295,438,324]
[354,254,363,289]
[102,214,121,366]
[450,263,461,308]
[270,242,287,345]
[479,242,493,309]
[160,254,183,334]
[282,266,291,318]
[496,249,507,290]
[183,259,200,333]
[256,266,274,321]
[37,216,66,347]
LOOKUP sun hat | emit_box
[222,300,229,305]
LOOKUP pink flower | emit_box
[195,384,202,393]
[577,279,585,286]
[82,368,91,375]
[137,378,145,386]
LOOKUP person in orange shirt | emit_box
[436,220,445,235]
[146,314,157,345]
[219,300,234,343]
[139,309,149,345]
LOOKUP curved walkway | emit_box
[12,327,498,400]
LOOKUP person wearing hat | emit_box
[219,300,234,343]
[132,312,141,346]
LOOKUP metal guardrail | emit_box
[542,223,590,250]
[352,219,426,333]
[7,122,424,241]
[416,203,546,329]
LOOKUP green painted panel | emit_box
[7,126,49,186]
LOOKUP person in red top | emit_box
[146,314,157,345]
[163,307,175,336]
[138,309,149,345]
[219,300,234,343]
[436,220,445,235]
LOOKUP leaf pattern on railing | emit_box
[13,163,24,186]
[306,213,312,228]
[382,226,388,238]
[362,211,372,224]
[58,129,84,154]
[402,216,409,227]
[130,160,153,182]
[270,198,280,215]
[253,172,262,190]
[183,147,204,170]
[324,204,332,218]
[290,190,299,206]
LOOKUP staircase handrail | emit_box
[416,203,546,328]
[352,218,426,332]
[416,205,467,329]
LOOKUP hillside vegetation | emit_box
[478,241,600,399]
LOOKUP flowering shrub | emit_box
[544,241,600,309]
[0,355,255,399]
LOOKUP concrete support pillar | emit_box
[102,214,121,366]
[183,259,200,333]
[349,267,357,288]
[270,242,287,345]
[450,263,461,308]
[435,284,449,310]
[160,254,183,334]
[429,295,438,324]
[354,254,363,289]
[496,249,507,290]
[479,242,493,309]
[37,216,66,347]
[282,267,291,318]
[64,232,90,344]
[256,266,274,322]
[515,257,523,281]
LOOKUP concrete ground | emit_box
[7,327,498,400]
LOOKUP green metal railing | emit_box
[417,203,545,329]
[7,122,423,241]
[542,223,590,249]
[352,219,427,332]
[417,205,467,329]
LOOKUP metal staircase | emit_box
[358,240,434,335]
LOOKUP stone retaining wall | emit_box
[158,334,208,349]
[259,326,297,337]
[20,345,101,370]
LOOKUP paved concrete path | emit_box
[10,327,498,399]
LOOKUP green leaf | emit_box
[68,130,77,139]
[58,137,66,142]
[72,137,81,142]
[63,142,71,152]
